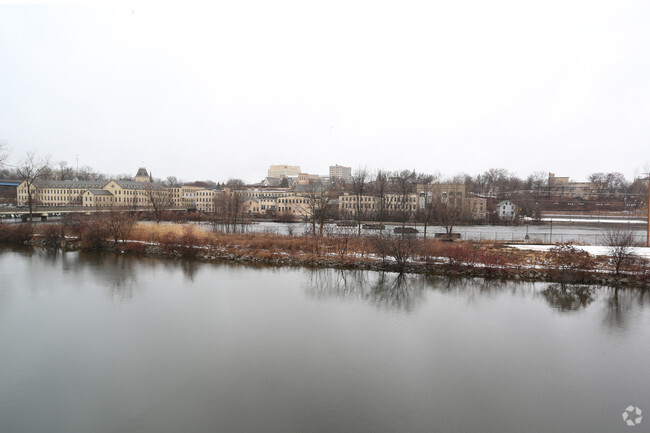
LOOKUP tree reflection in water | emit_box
[603,288,650,331]
[304,269,426,312]
[76,250,144,302]
[541,283,596,312]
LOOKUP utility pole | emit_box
[645,174,650,247]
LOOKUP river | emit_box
[0,246,648,432]
[214,220,647,245]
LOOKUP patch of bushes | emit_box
[80,217,110,250]
[0,223,33,243]
[179,226,204,257]
[41,224,63,249]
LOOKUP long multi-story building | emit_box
[17,179,107,207]
[339,193,418,218]
[17,168,178,210]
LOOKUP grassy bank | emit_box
[2,218,649,288]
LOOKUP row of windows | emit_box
[278,199,307,204]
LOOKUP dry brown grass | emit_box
[130,223,212,243]
[23,220,649,279]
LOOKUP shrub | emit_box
[104,211,136,243]
[80,217,110,250]
[369,235,418,270]
[41,224,63,249]
[602,229,641,275]
[61,214,86,239]
[179,226,204,257]
[159,231,178,254]
[439,242,477,268]
[548,244,595,271]
[0,223,33,243]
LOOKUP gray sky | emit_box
[1,0,649,183]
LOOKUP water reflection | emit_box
[602,287,650,331]
[422,274,523,298]
[305,269,546,312]
[179,258,200,281]
[305,269,426,312]
[541,283,597,312]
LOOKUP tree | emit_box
[391,170,416,238]
[373,170,389,237]
[432,186,472,235]
[76,166,96,181]
[16,152,50,221]
[279,177,289,188]
[302,183,337,238]
[526,171,548,193]
[351,167,369,236]
[225,178,246,190]
[602,228,640,275]
[213,189,246,233]
[57,161,74,181]
[166,176,181,187]
[142,182,173,223]
[416,173,437,239]
[589,172,628,197]
[369,234,418,271]
[104,209,136,243]
[0,141,9,167]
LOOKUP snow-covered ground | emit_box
[508,244,650,258]
[539,217,646,224]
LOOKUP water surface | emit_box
[0,247,648,433]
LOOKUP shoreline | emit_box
[17,236,650,289]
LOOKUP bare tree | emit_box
[351,167,369,236]
[104,209,136,243]
[602,228,641,275]
[57,161,74,181]
[16,152,50,221]
[302,183,337,238]
[392,169,416,238]
[432,187,472,235]
[225,178,246,190]
[434,198,470,235]
[143,182,173,223]
[0,141,9,167]
[416,174,437,239]
[590,172,628,198]
[370,234,418,271]
[374,170,389,237]
[165,176,181,187]
[213,189,245,233]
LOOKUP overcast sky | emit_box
[1,0,649,183]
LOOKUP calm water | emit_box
[216,221,647,245]
[1,246,649,433]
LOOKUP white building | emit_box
[268,165,301,178]
[496,200,517,221]
[329,165,352,183]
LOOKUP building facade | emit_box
[267,165,301,178]
[496,200,517,221]
[329,165,352,183]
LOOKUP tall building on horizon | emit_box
[329,164,352,183]
[268,165,301,178]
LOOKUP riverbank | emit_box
[3,220,648,288]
